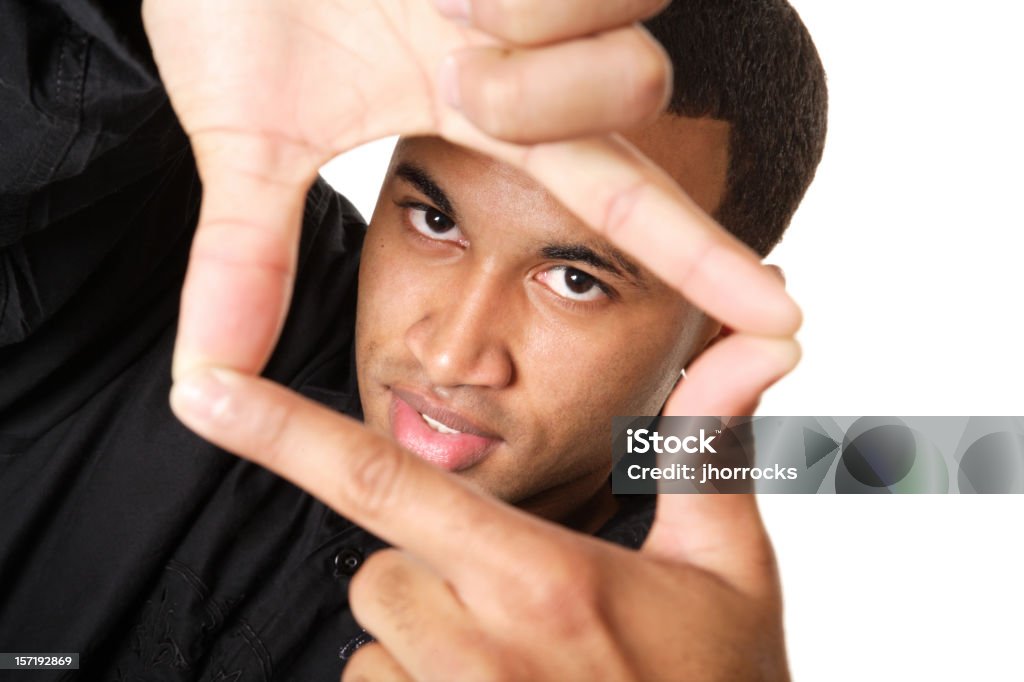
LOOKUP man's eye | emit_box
[406,206,462,243]
[537,266,608,303]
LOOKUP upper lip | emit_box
[392,386,501,440]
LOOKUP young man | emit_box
[0,0,824,678]
[353,0,826,529]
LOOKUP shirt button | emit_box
[333,547,363,577]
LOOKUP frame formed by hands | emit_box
[0,0,825,678]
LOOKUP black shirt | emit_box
[0,2,654,679]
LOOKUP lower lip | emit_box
[389,395,499,472]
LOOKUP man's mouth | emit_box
[420,412,461,435]
[388,387,501,472]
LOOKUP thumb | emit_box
[173,131,322,380]
[641,334,799,599]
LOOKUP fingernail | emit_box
[433,0,471,23]
[439,55,462,110]
[170,368,241,426]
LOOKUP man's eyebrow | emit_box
[394,161,644,286]
[394,162,456,218]
[541,243,646,286]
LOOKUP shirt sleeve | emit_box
[0,0,182,244]
[0,0,202,433]
[0,0,194,348]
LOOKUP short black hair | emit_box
[644,1,828,256]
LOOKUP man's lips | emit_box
[392,387,499,438]
[389,387,501,472]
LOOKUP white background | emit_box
[321,2,1024,678]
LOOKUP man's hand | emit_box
[141,0,800,381]
[168,304,798,680]
[154,2,800,676]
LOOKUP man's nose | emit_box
[404,274,515,390]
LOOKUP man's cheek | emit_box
[362,258,428,341]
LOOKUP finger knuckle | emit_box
[512,551,600,638]
[340,435,407,520]
[189,219,292,277]
[246,389,295,468]
[352,557,415,630]
[349,549,398,604]
[623,30,671,115]
[601,180,647,242]
[349,550,421,633]
[468,67,527,141]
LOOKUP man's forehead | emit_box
[393,113,730,220]
[392,136,546,203]
[389,137,595,245]
[388,140,647,286]
[387,118,729,287]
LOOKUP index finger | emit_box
[169,366,558,585]
[446,130,803,337]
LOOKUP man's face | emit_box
[355,115,731,522]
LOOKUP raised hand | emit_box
[154,2,802,676]
[141,0,799,381]
[167,287,795,680]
